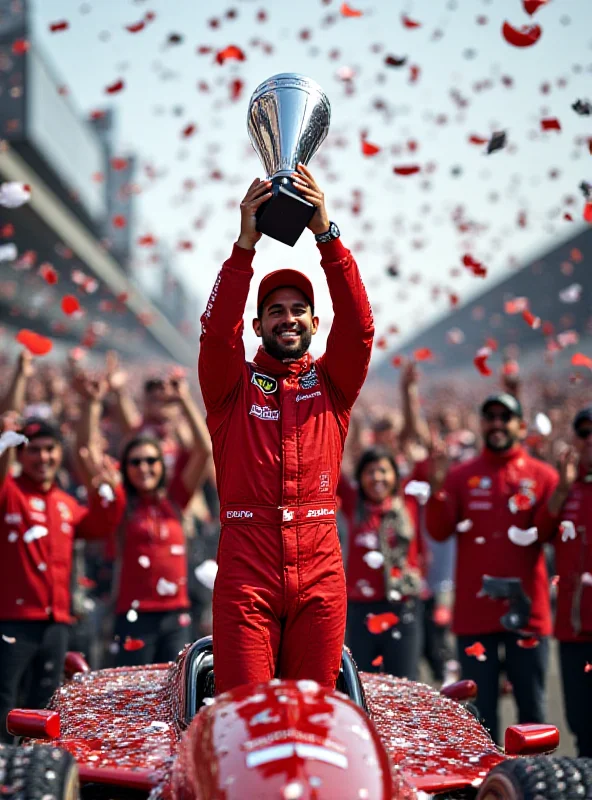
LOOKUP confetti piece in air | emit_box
[474,347,492,376]
[501,21,542,47]
[404,481,431,505]
[541,117,561,131]
[194,560,218,590]
[0,243,18,262]
[137,234,157,247]
[366,612,399,634]
[105,79,125,94]
[393,165,421,176]
[584,203,592,224]
[508,525,538,546]
[1,635,16,644]
[401,13,421,28]
[123,638,145,651]
[585,663,592,673]
[371,655,384,667]
[522,309,541,329]
[15,330,53,356]
[572,99,592,116]
[486,131,507,154]
[49,20,69,32]
[39,264,58,284]
[214,45,246,65]
[125,19,146,33]
[384,55,407,67]
[523,0,549,15]
[571,353,592,370]
[12,39,29,55]
[560,520,576,542]
[61,295,81,315]
[468,134,488,145]
[0,182,31,208]
[413,347,433,362]
[391,355,403,368]
[465,642,486,660]
[181,123,196,138]
[505,297,529,314]
[361,137,381,156]
[340,2,364,17]
[559,284,582,303]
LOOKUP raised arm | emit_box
[400,361,431,448]
[105,351,142,435]
[0,350,33,416]
[72,371,108,490]
[291,164,374,410]
[198,178,272,413]
[169,376,213,496]
[424,440,459,542]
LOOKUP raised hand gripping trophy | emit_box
[247,73,331,247]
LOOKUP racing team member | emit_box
[0,412,121,742]
[198,165,374,694]
[426,393,558,743]
[537,406,592,757]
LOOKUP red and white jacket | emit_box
[0,475,124,623]
[425,446,558,636]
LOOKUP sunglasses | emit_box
[576,428,592,441]
[128,456,161,467]
[483,409,513,423]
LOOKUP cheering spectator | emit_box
[340,446,423,679]
[76,370,212,666]
[0,354,122,742]
[426,392,559,743]
[537,406,592,757]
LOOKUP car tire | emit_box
[477,756,592,800]
[0,743,79,800]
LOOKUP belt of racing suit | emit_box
[221,502,337,527]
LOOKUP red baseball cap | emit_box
[257,269,315,314]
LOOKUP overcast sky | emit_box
[30,0,592,361]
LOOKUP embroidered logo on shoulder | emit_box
[251,372,278,395]
[300,366,319,389]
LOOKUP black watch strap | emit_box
[315,221,340,243]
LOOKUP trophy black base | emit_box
[255,177,315,247]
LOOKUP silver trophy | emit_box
[247,73,331,247]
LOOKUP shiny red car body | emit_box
[9,638,559,799]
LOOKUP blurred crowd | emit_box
[0,347,590,757]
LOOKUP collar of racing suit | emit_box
[481,443,526,465]
[253,345,314,378]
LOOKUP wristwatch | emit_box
[315,221,340,243]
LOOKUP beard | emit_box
[485,429,516,452]
[261,324,312,361]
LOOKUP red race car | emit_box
[2,637,591,799]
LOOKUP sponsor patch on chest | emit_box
[299,367,319,389]
[250,404,279,421]
[251,372,278,395]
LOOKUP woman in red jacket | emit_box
[339,446,423,679]
[75,371,212,666]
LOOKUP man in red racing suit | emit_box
[198,166,374,694]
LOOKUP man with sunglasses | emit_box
[535,406,592,756]
[426,393,558,744]
[199,167,374,694]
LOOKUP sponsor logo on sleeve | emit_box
[250,404,280,421]
[226,510,254,519]
[306,508,335,518]
[251,372,278,395]
[319,471,330,493]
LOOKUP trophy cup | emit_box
[247,73,331,247]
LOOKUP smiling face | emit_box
[481,402,523,452]
[18,436,62,488]
[360,457,398,503]
[253,287,318,361]
[124,442,164,494]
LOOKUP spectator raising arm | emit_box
[169,376,212,495]
[105,350,142,435]
[400,361,431,450]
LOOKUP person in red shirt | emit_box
[199,167,374,694]
[426,393,558,744]
[339,447,423,679]
[537,406,592,756]
[0,411,121,742]
[75,371,212,667]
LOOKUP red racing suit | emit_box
[425,446,558,637]
[198,239,374,693]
